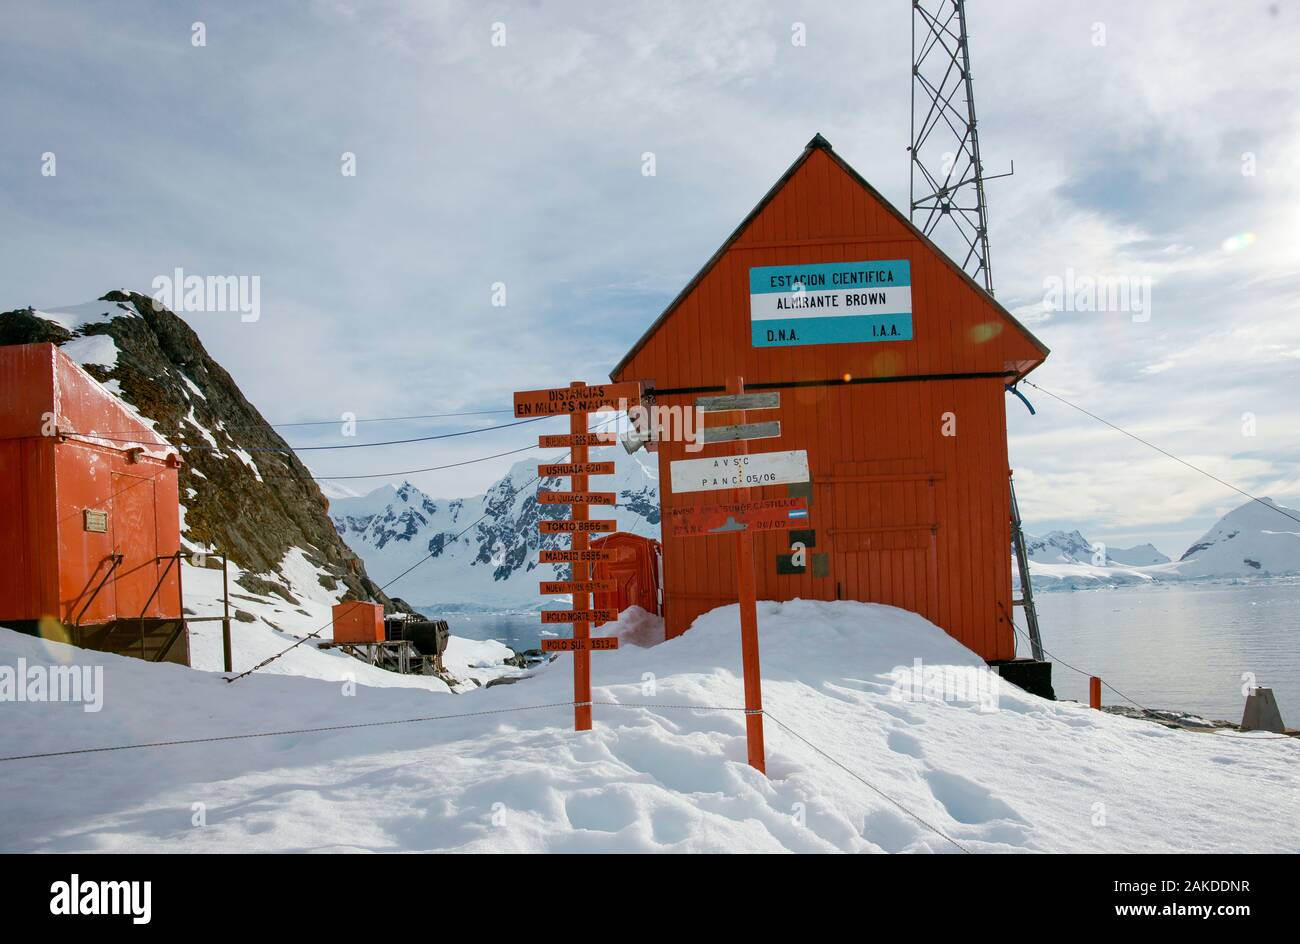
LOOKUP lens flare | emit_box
[1221,232,1257,252]
[968,322,1003,344]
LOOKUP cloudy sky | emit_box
[3,0,1298,557]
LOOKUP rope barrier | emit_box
[0,692,975,853]
[761,710,972,853]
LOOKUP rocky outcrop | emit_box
[0,291,405,612]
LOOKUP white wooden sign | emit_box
[670,449,809,494]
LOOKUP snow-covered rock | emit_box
[2,598,1294,853]
[0,291,398,610]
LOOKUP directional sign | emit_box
[670,449,810,494]
[541,610,621,625]
[750,260,913,348]
[541,636,620,652]
[536,491,617,506]
[514,382,642,417]
[538,432,619,448]
[539,519,617,534]
[540,549,616,564]
[540,579,618,595]
[695,392,780,413]
[700,420,780,445]
[538,461,616,477]
[668,497,809,538]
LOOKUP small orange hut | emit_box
[0,342,188,663]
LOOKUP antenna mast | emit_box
[909,0,1004,294]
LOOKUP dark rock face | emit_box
[0,290,404,612]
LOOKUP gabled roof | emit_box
[611,134,1049,381]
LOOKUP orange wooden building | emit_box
[0,342,187,663]
[610,135,1048,663]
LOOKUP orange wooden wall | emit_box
[0,343,181,626]
[611,140,1047,662]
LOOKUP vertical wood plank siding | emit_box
[612,143,1047,662]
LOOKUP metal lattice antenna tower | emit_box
[909,0,1007,295]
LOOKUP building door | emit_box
[825,460,941,623]
[109,471,160,619]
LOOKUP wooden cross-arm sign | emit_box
[513,382,642,417]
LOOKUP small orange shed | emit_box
[610,136,1049,662]
[590,532,663,625]
[0,342,187,662]
[331,600,385,644]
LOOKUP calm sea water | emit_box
[445,580,1300,725]
[1031,578,1300,723]
[443,611,547,653]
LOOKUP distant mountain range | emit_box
[330,438,1300,605]
[1018,498,1300,590]
[329,451,660,610]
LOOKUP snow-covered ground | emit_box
[180,551,522,693]
[2,599,1295,853]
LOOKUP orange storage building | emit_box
[610,136,1049,663]
[0,342,187,662]
[590,532,663,625]
[331,601,385,644]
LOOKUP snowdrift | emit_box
[2,599,1296,853]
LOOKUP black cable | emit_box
[1021,379,1300,529]
[66,415,546,453]
[762,710,973,853]
[0,702,577,763]
[309,443,541,481]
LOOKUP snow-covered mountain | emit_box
[1023,530,1171,567]
[1018,498,1300,589]
[331,450,661,609]
[1170,498,1300,578]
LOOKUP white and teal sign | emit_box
[749,260,912,347]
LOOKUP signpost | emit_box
[513,382,641,417]
[516,380,639,732]
[667,496,809,538]
[539,519,618,534]
[537,491,616,506]
[699,420,781,445]
[669,448,809,494]
[539,579,617,595]
[541,637,620,652]
[667,381,808,774]
[541,609,620,624]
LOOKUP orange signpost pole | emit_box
[519,380,637,732]
[569,382,594,731]
[520,379,637,733]
[730,376,766,774]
